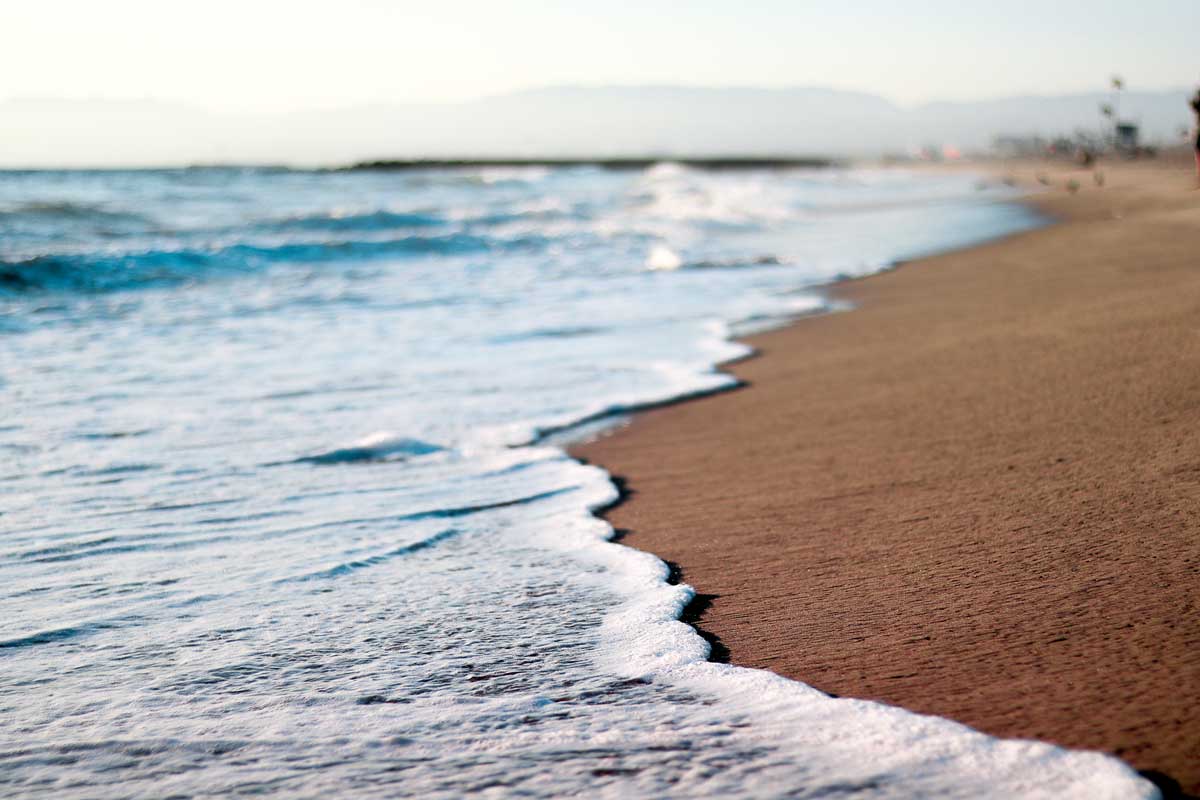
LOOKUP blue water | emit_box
[0,164,1153,798]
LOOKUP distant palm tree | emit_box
[1111,75,1125,130]
[1099,76,1125,150]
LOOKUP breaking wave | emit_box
[0,232,543,293]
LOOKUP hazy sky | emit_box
[3,0,1197,112]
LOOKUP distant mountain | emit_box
[0,86,1192,168]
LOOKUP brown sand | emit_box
[572,160,1200,793]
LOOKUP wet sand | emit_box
[572,160,1200,793]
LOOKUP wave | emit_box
[289,433,445,465]
[0,232,526,294]
[211,204,576,242]
[0,618,126,650]
[277,487,579,582]
[489,325,609,344]
[644,245,782,272]
[0,201,153,226]
[254,209,446,234]
[286,528,463,582]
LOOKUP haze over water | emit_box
[0,164,1152,797]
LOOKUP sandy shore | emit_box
[572,160,1200,794]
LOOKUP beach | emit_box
[573,160,1200,794]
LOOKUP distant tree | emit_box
[1100,76,1125,150]
[1111,75,1124,127]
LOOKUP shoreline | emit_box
[571,159,1200,795]
[342,156,840,172]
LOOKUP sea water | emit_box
[0,164,1154,798]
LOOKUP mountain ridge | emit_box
[2,85,1192,168]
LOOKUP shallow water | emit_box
[0,164,1153,797]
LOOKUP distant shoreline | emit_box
[340,157,841,172]
[0,157,842,174]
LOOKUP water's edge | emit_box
[556,193,1160,797]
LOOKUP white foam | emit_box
[546,459,1157,799]
[645,244,684,271]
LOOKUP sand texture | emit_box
[572,161,1200,793]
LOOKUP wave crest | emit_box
[0,233,506,293]
[292,433,445,465]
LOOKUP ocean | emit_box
[0,163,1153,798]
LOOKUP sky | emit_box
[2,0,1197,112]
